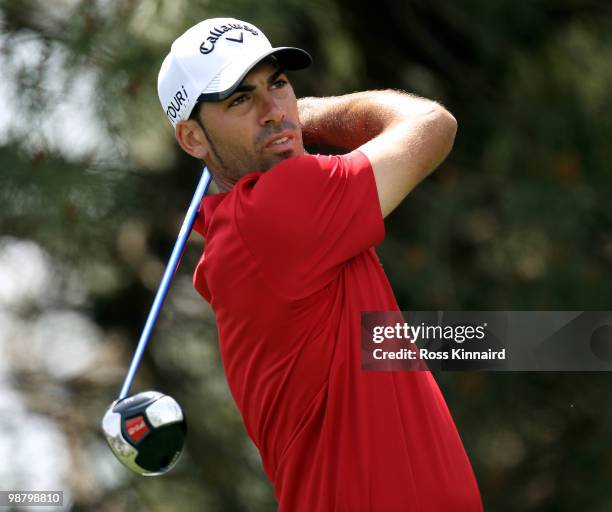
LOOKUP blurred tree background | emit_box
[1,0,611,510]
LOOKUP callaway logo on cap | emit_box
[157,17,312,127]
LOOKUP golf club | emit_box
[102,166,212,476]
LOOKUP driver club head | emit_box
[102,390,187,476]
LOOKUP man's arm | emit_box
[298,90,457,218]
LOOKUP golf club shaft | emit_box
[119,166,213,400]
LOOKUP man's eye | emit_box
[272,79,287,89]
[229,95,248,107]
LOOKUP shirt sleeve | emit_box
[235,150,385,300]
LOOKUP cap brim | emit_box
[197,47,312,102]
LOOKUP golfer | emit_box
[158,17,483,511]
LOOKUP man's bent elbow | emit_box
[429,106,457,166]
[437,106,458,149]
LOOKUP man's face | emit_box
[195,59,304,184]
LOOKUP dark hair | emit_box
[187,101,213,167]
[188,102,204,128]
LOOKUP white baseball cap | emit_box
[157,17,312,127]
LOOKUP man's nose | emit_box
[259,94,285,125]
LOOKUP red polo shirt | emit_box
[193,151,482,511]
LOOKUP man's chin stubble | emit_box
[258,151,298,171]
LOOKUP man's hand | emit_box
[298,91,457,218]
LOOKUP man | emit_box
[158,17,483,511]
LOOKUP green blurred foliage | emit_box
[1,0,612,510]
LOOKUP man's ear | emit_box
[175,119,210,160]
